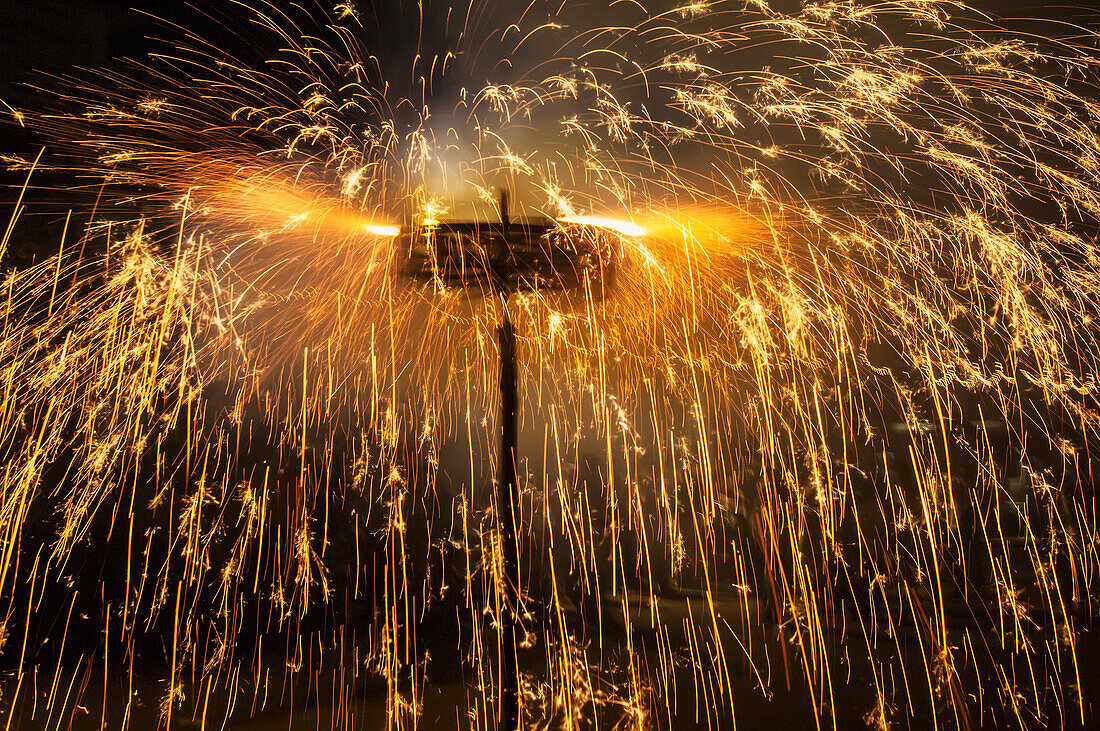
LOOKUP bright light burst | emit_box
[2,1,1100,728]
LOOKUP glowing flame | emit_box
[365,224,401,237]
[560,215,646,237]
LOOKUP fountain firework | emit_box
[2,1,1100,728]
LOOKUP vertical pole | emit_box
[497,311,520,730]
[495,188,520,730]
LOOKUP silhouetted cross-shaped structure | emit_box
[402,190,622,729]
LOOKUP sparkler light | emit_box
[3,1,1100,729]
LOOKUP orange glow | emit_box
[560,215,646,237]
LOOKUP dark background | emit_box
[1,0,1098,264]
[3,0,1098,128]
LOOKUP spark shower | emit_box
[2,0,1100,728]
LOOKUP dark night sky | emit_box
[2,1,1096,148]
[0,0,464,248]
[2,1,1097,92]
[1,0,1098,250]
[2,1,1098,113]
[1,1,169,103]
[2,1,1098,159]
[0,0,461,106]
